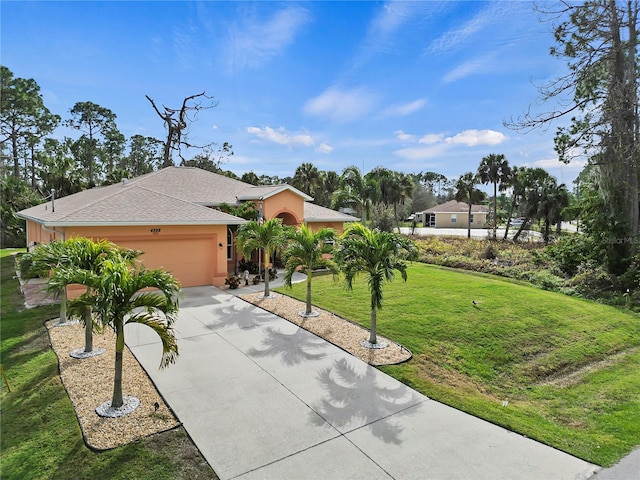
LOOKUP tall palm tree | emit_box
[236,218,288,298]
[539,181,570,243]
[334,224,417,346]
[292,162,320,196]
[281,224,336,316]
[503,165,525,240]
[477,153,511,239]
[60,252,180,411]
[334,165,377,224]
[512,168,552,241]
[314,170,340,207]
[455,172,486,239]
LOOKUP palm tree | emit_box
[334,165,377,225]
[334,224,417,346]
[503,166,525,240]
[512,168,552,241]
[60,252,180,412]
[281,224,336,316]
[48,238,141,355]
[455,172,486,239]
[25,240,71,324]
[477,153,511,239]
[236,218,288,298]
[292,162,320,196]
[539,180,570,243]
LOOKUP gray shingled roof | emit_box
[18,184,245,226]
[421,200,488,214]
[17,166,352,227]
[304,203,360,222]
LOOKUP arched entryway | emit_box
[275,211,298,226]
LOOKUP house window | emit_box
[451,214,457,224]
[470,214,474,223]
[227,229,233,260]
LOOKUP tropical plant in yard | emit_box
[281,224,336,316]
[334,223,417,346]
[23,240,72,324]
[477,153,511,239]
[455,172,486,239]
[47,238,141,355]
[236,218,288,298]
[58,251,181,411]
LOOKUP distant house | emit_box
[17,166,359,289]
[415,200,488,229]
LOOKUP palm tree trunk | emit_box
[263,253,270,297]
[369,305,377,344]
[84,306,93,353]
[513,218,529,241]
[467,204,472,239]
[503,195,517,240]
[111,321,125,408]
[59,290,67,323]
[493,181,498,239]
[305,275,312,315]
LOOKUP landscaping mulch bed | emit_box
[238,292,412,366]
[46,320,179,450]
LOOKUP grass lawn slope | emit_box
[0,252,217,480]
[278,263,640,466]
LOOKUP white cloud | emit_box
[382,98,426,117]
[393,129,508,161]
[534,157,586,170]
[445,129,507,147]
[246,126,315,147]
[394,143,450,161]
[442,53,498,83]
[315,143,333,154]
[304,87,377,123]
[419,133,445,144]
[394,130,416,142]
[427,3,501,55]
[226,6,310,72]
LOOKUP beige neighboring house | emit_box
[17,166,359,289]
[416,200,488,229]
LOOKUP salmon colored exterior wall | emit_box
[262,190,304,225]
[306,221,347,235]
[26,220,63,247]
[26,223,229,291]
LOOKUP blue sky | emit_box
[2,1,584,187]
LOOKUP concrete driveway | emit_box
[126,286,598,480]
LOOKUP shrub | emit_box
[238,258,259,274]
[543,234,599,276]
[224,275,241,289]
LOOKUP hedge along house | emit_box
[18,166,359,290]
[416,200,489,229]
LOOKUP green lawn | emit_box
[277,263,640,466]
[0,252,217,479]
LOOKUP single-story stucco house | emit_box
[415,200,488,228]
[17,166,359,288]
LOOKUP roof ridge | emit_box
[133,184,245,220]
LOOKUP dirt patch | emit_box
[539,348,639,388]
[239,292,412,366]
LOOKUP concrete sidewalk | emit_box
[126,286,598,480]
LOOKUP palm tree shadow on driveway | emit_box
[246,326,328,366]
[309,357,424,445]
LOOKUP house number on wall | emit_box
[150,228,161,233]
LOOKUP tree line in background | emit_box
[1,1,638,280]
